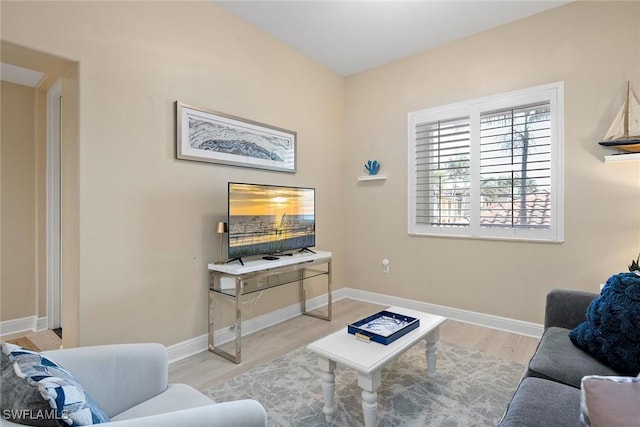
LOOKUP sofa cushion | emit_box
[1,342,109,426]
[528,327,618,388]
[569,272,640,376]
[498,377,581,427]
[580,375,640,427]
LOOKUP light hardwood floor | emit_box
[2,299,540,393]
[1,329,62,351]
[169,299,539,391]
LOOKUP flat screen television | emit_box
[227,182,315,261]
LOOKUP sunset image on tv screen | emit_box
[228,183,315,258]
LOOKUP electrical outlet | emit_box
[382,259,390,273]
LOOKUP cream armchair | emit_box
[1,343,267,427]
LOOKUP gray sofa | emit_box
[498,289,621,427]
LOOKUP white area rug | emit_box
[205,341,524,426]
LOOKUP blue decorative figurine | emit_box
[365,160,380,175]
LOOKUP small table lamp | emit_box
[215,221,228,264]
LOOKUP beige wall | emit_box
[344,1,640,324]
[60,66,81,347]
[1,81,39,321]
[1,1,346,346]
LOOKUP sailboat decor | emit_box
[599,81,640,153]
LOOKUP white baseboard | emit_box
[167,287,541,363]
[35,317,48,332]
[343,288,543,338]
[166,334,208,363]
[0,316,48,336]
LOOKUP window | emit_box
[408,82,564,242]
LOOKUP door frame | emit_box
[46,79,62,330]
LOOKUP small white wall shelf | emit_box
[603,153,640,163]
[357,174,387,182]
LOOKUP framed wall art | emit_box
[176,101,296,173]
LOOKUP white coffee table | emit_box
[306,306,446,427]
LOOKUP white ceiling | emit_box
[214,0,569,76]
[1,62,46,88]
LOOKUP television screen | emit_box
[227,182,315,259]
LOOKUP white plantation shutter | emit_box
[479,102,552,229]
[415,117,471,227]
[409,82,564,242]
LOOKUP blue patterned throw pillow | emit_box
[1,342,109,426]
[569,272,640,375]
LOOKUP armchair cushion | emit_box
[1,343,109,426]
[110,384,212,421]
[106,400,268,427]
[569,272,640,376]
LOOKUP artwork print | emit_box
[176,102,296,172]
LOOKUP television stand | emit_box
[299,247,316,254]
[225,257,244,266]
[208,250,332,364]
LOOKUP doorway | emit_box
[2,41,79,346]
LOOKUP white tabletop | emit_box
[307,306,446,375]
[208,250,331,275]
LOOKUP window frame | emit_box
[408,82,564,243]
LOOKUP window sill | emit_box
[407,231,564,244]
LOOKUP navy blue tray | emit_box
[347,310,420,345]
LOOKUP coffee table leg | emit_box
[357,370,381,427]
[426,326,440,378]
[318,357,337,422]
